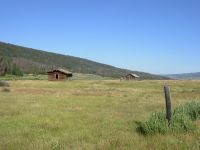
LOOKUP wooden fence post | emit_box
[164,85,172,124]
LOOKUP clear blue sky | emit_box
[0,0,200,74]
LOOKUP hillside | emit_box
[166,72,200,80]
[0,41,169,79]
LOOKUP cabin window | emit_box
[56,74,58,79]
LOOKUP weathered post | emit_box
[164,85,172,124]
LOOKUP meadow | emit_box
[0,79,200,150]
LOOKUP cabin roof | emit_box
[47,69,72,75]
[127,73,140,78]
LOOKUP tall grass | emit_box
[174,102,200,121]
[1,80,200,149]
[138,101,200,135]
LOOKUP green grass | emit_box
[72,73,111,80]
[174,102,200,121]
[0,74,47,80]
[0,73,109,81]
[137,102,200,135]
[0,80,200,149]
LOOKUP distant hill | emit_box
[166,72,200,80]
[0,41,169,79]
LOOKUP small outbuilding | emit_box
[47,69,73,81]
[125,73,140,80]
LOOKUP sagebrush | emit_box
[138,101,200,135]
[0,80,9,87]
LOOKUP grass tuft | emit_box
[0,81,9,87]
[2,87,10,92]
[137,101,200,135]
[174,102,200,121]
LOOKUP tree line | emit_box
[0,56,23,76]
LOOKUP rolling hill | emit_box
[0,41,169,79]
[166,72,200,80]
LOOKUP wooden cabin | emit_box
[47,69,73,81]
[124,73,140,80]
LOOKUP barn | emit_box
[47,69,73,81]
[125,73,140,80]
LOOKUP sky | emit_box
[0,0,200,74]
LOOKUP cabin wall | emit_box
[48,73,55,81]
[48,72,69,81]
[58,73,67,80]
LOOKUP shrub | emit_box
[170,113,195,132]
[138,112,169,135]
[0,81,9,87]
[137,101,200,135]
[174,102,200,121]
[2,88,10,92]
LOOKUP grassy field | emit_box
[0,80,200,150]
[0,73,109,81]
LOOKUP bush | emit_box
[2,88,10,92]
[0,81,9,87]
[137,101,200,135]
[170,113,195,132]
[137,112,169,135]
[174,102,200,121]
